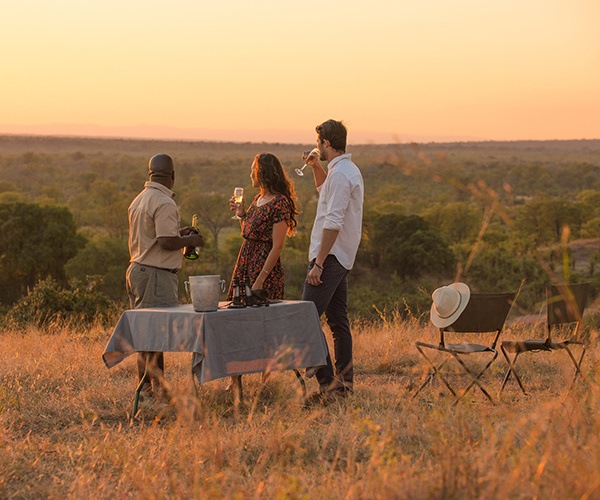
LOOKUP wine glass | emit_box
[295,148,319,176]
[231,187,244,219]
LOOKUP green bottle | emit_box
[183,214,200,260]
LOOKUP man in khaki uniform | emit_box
[127,153,204,397]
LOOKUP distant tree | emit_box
[462,244,546,309]
[367,200,407,216]
[0,192,26,204]
[581,218,600,239]
[99,199,130,239]
[90,179,121,206]
[360,212,455,278]
[576,189,600,213]
[221,232,244,275]
[422,202,482,244]
[193,193,233,268]
[64,235,129,301]
[576,189,600,230]
[515,196,584,244]
[0,202,85,304]
[0,180,18,193]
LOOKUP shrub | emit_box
[7,277,118,329]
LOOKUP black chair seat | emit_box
[417,341,493,354]
[500,283,590,395]
[502,338,582,354]
[501,339,553,353]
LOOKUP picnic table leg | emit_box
[190,356,200,399]
[232,375,243,407]
[294,369,307,399]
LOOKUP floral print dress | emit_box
[227,194,292,300]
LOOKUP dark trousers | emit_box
[302,255,353,392]
[137,352,164,386]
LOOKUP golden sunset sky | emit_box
[1,0,599,144]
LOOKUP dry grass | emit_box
[1,317,599,499]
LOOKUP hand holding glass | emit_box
[232,187,244,219]
[296,148,319,176]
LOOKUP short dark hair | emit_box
[148,153,174,178]
[316,119,347,152]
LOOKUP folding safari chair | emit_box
[500,283,590,395]
[414,292,516,405]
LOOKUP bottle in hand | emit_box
[183,214,201,260]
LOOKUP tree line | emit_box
[0,136,599,322]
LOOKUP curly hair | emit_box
[316,119,347,152]
[254,152,299,236]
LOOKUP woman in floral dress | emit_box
[228,152,298,300]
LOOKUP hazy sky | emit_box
[2,0,599,144]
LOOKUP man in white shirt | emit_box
[302,119,364,401]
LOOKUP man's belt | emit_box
[134,263,180,274]
[160,267,179,274]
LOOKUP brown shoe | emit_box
[303,391,328,407]
[304,388,353,408]
[154,386,172,402]
[327,387,353,400]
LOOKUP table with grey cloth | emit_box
[102,301,328,385]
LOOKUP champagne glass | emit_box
[296,148,319,176]
[231,187,244,219]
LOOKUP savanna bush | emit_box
[7,277,118,329]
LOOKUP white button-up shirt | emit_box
[309,153,364,270]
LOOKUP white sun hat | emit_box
[430,282,471,328]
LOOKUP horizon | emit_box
[3,128,600,148]
[0,122,489,145]
[1,125,599,147]
[2,0,600,145]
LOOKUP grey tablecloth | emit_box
[102,301,328,383]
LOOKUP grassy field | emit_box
[1,135,599,498]
[1,314,599,499]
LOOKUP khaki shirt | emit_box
[128,181,182,270]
